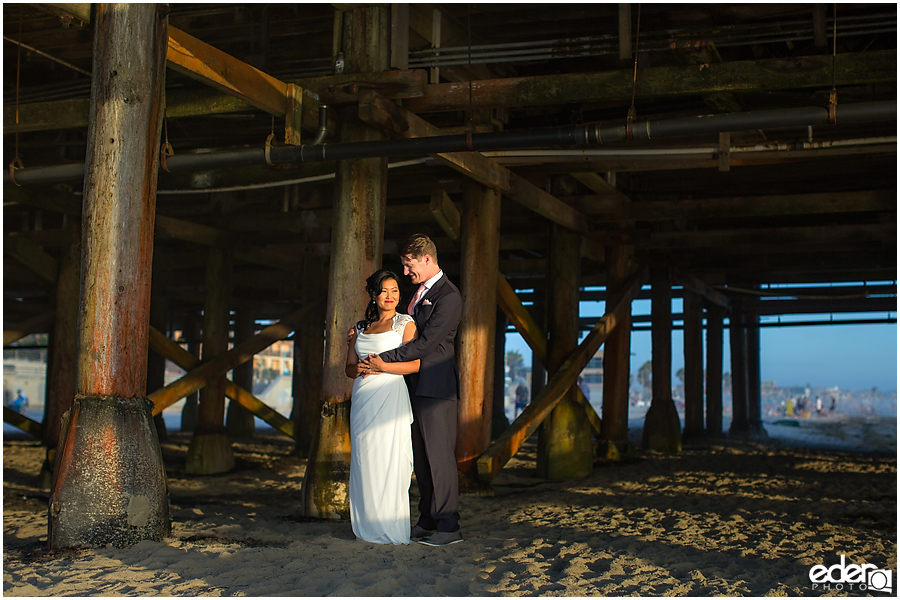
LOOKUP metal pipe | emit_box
[6,101,896,186]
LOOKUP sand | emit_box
[3,425,897,597]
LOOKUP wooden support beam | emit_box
[2,69,430,134]
[430,197,603,437]
[680,274,731,310]
[478,266,646,483]
[3,406,44,438]
[358,90,590,236]
[147,327,295,438]
[577,190,896,222]
[405,50,897,113]
[4,310,55,346]
[150,301,321,414]
[429,189,461,242]
[681,289,705,441]
[705,303,725,437]
[50,2,169,550]
[5,233,59,283]
[166,27,289,118]
[457,180,501,480]
[538,224,592,479]
[642,266,682,453]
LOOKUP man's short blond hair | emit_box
[400,233,438,264]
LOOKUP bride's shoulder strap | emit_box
[392,312,413,334]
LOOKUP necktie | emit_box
[407,283,426,314]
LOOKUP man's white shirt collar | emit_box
[422,270,443,292]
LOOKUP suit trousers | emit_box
[411,394,460,533]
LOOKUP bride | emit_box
[345,269,420,544]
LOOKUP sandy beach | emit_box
[3,419,896,597]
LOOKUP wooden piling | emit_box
[729,298,750,434]
[301,4,389,519]
[705,303,725,436]
[746,309,766,436]
[291,256,327,457]
[642,265,682,452]
[186,247,235,475]
[49,3,169,549]
[42,220,79,451]
[457,180,501,485]
[226,306,257,438]
[681,288,706,442]
[537,224,592,480]
[598,244,634,460]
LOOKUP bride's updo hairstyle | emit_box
[356,269,400,333]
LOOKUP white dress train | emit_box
[349,313,415,544]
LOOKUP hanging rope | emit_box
[626,4,642,140]
[9,6,25,186]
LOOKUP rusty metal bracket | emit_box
[828,90,838,125]
[626,106,636,140]
[264,133,276,166]
[8,156,23,186]
[284,83,303,146]
[159,141,174,173]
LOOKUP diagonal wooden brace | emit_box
[426,186,601,434]
[147,328,295,438]
[478,265,648,483]
[149,300,322,415]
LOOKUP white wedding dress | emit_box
[349,313,414,544]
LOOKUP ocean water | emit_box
[4,407,896,454]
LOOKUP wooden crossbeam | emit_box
[166,27,289,118]
[149,300,321,413]
[358,90,589,236]
[147,327,295,438]
[478,266,647,483]
[496,274,602,436]
[4,310,55,346]
[3,406,43,438]
[680,274,731,310]
[4,234,59,283]
[577,190,896,222]
[405,49,897,113]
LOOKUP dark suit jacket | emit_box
[378,273,461,399]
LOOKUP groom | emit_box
[362,233,463,546]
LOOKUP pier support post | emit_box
[48,3,169,549]
[181,313,200,432]
[457,180,501,486]
[682,288,706,442]
[537,224,592,479]
[598,245,635,460]
[292,256,327,457]
[642,265,682,452]
[729,298,751,435]
[705,303,724,436]
[186,247,235,474]
[226,306,257,438]
[492,309,510,439]
[746,308,767,437]
[302,4,389,518]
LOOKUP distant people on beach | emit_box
[815,396,823,416]
[577,376,590,402]
[514,383,529,418]
[7,389,28,413]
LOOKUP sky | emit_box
[506,293,898,394]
